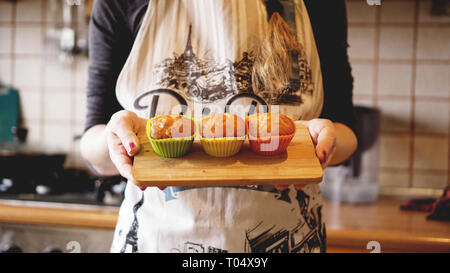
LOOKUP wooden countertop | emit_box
[0,198,449,252]
[0,200,118,229]
[324,198,450,253]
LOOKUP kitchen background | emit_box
[0,0,449,195]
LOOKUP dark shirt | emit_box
[85,0,354,132]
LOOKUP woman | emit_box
[81,0,357,253]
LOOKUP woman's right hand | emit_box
[106,110,164,190]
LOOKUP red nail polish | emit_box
[129,142,136,150]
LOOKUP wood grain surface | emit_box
[132,123,323,187]
[325,198,450,253]
[0,202,118,229]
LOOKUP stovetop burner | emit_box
[0,169,125,207]
[0,187,124,207]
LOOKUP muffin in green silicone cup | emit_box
[147,115,195,158]
[199,113,246,157]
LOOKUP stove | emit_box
[0,169,125,253]
[0,169,125,207]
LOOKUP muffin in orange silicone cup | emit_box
[199,113,246,157]
[246,113,296,155]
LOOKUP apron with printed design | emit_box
[111,0,325,253]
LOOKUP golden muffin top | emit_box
[200,113,245,138]
[246,113,295,138]
[150,115,194,139]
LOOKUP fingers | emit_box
[138,185,166,191]
[107,111,166,191]
[275,185,289,191]
[322,143,336,168]
[106,111,140,181]
[275,184,306,191]
[108,132,165,191]
[303,119,336,169]
[107,132,134,180]
[295,120,318,145]
[316,127,335,161]
[131,178,165,192]
[109,113,140,156]
[316,126,336,168]
[116,126,140,156]
[139,185,165,191]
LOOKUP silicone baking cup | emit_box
[246,116,296,156]
[198,114,246,157]
[248,133,295,156]
[200,136,245,157]
[146,116,195,158]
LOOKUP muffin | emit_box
[199,113,246,157]
[246,113,296,155]
[146,115,195,158]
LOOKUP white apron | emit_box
[111,0,325,253]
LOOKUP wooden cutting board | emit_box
[132,123,323,187]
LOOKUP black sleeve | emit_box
[305,0,356,132]
[84,0,141,132]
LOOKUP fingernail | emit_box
[322,151,327,162]
[126,142,136,155]
[129,142,136,150]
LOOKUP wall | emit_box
[347,0,449,190]
[0,0,448,190]
[0,0,87,168]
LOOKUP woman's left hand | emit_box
[275,118,336,192]
[297,119,337,169]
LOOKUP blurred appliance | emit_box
[0,147,124,253]
[431,0,450,15]
[0,152,124,253]
[0,83,125,252]
[321,106,381,204]
[0,82,125,206]
[0,162,125,206]
[44,0,89,64]
[0,85,19,142]
[0,172,124,253]
[0,223,114,253]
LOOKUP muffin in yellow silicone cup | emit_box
[199,113,246,157]
[146,115,195,158]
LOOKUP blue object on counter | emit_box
[0,85,19,142]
